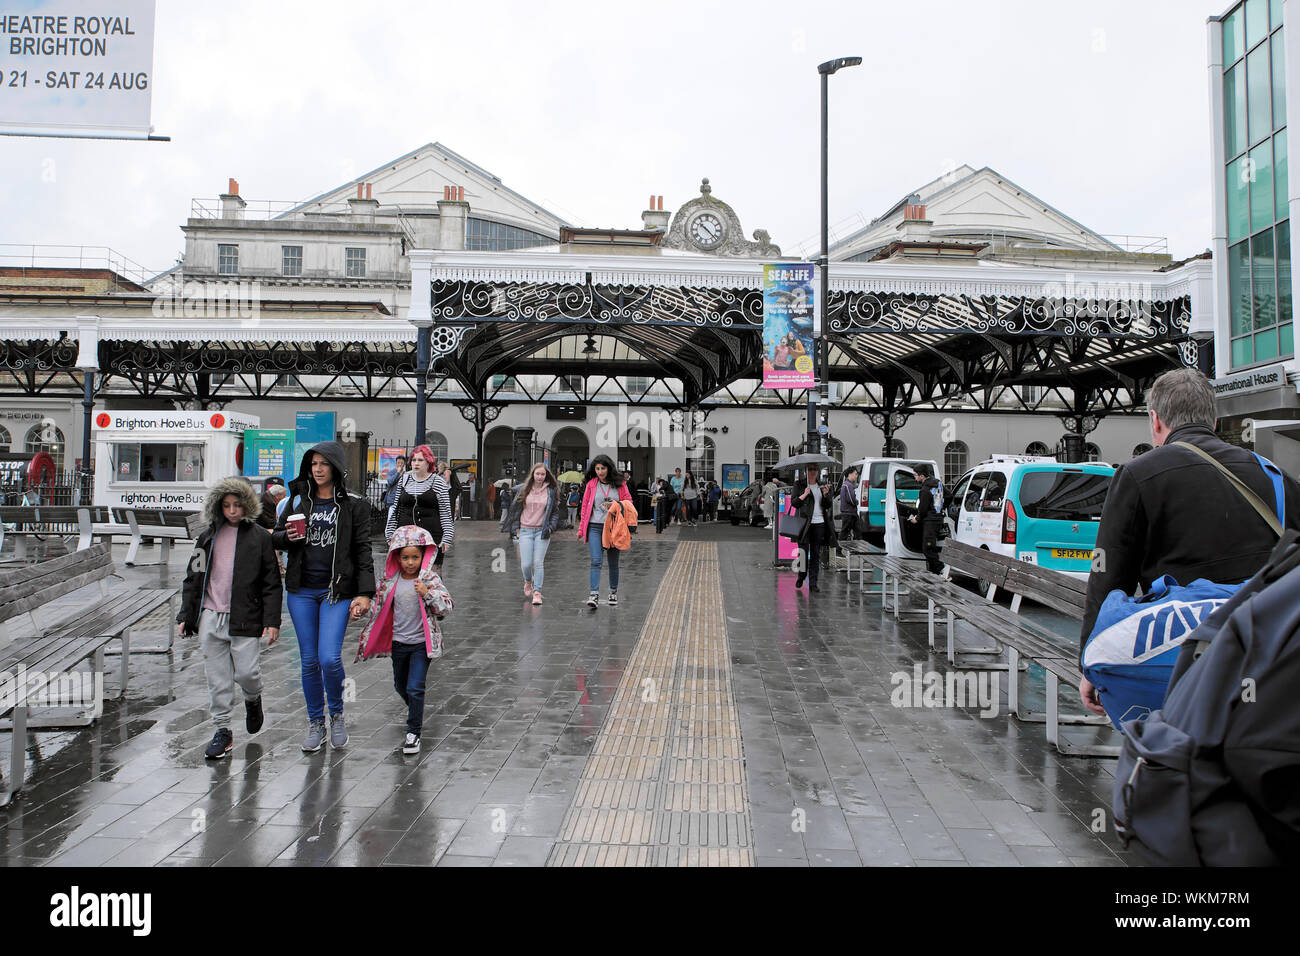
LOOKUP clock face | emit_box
[689,212,725,249]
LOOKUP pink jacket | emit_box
[577,478,633,540]
[356,525,453,662]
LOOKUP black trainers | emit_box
[245,696,264,735]
[205,728,233,760]
[607,590,618,606]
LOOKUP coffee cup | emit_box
[287,513,307,538]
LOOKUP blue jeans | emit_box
[587,525,619,591]
[517,526,550,589]
[391,641,430,735]
[286,588,352,723]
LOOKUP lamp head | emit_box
[818,56,862,75]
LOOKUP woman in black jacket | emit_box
[272,440,375,753]
[500,462,564,606]
[793,463,835,593]
[385,445,454,563]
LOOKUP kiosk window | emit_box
[113,443,141,481]
[112,443,205,482]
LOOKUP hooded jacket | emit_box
[499,481,564,538]
[272,440,376,602]
[356,525,453,662]
[179,477,283,638]
[601,499,638,551]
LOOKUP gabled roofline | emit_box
[273,142,571,229]
[832,165,1120,255]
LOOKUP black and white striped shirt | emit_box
[385,472,454,547]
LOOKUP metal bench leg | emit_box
[1043,671,1121,757]
[160,538,171,567]
[927,598,936,649]
[1009,593,1022,614]
[119,629,130,700]
[14,537,27,561]
[1,704,26,808]
[892,574,900,619]
[947,608,956,664]
[124,533,141,566]
[1008,646,1021,716]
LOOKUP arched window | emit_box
[687,436,716,484]
[1025,441,1050,457]
[1085,443,1102,462]
[826,437,845,487]
[754,436,780,480]
[888,438,907,457]
[943,440,968,483]
[0,423,10,451]
[426,431,449,464]
[25,422,66,471]
[1132,443,1153,458]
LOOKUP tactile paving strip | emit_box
[547,542,753,867]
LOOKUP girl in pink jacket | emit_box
[576,454,633,608]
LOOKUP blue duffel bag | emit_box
[1081,576,1241,732]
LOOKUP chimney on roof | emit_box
[348,181,379,224]
[220,179,246,220]
[897,195,932,242]
[642,193,670,232]
[437,184,469,250]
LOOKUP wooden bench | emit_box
[95,508,199,567]
[839,539,884,592]
[0,505,113,560]
[937,539,1116,758]
[0,544,179,807]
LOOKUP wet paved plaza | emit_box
[0,520,1127,866]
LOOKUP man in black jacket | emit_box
[1079,368,1300,714]
[794,464,836,592]
[908,463,945,574]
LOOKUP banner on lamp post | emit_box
[762,263,815,389]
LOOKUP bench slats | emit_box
[0,542,110,588]
[44,588,176,643]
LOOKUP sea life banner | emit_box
[762,263,815,388]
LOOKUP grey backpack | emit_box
[1113,531,1300,865]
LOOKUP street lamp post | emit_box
[809,56,861,458]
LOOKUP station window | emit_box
[687,436,716,484]
[1025,441,1051,457]
[112,442,205,482]
[427,431,449,463]
[345,247,367,278]
[217,244,239,275]
[0,423,10,451]
[466,218,553,251]
[887,438,907,457]
[1132,443,1153,457]
[754,436,780,478]
[24,422,65,471]
[282,245,303,276]
[943,440,969,484]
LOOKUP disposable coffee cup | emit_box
[287,513,307,538]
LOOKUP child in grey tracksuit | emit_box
[179,477,283,760]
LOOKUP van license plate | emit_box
[1051,548,1093,560]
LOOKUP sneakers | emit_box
[245,696,264,735]
[402,732,421,755]
[523,581,533,597]
[795,573,806,588]
[205,728,233,760]
[608,590,618,607]
[532,590,543,606]
[330,713,348,749]
[586,590,599,608]
[302,721,327,753]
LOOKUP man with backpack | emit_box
[1079,367,1300,716]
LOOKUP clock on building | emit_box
[688,212,725,250]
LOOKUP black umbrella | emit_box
[771,452,838,471]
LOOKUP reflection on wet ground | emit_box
[0,521,1126,866]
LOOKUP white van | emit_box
[847,456,940,549]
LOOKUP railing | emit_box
[190,198,317,220]
[1098,234,1169,255]
[0,244,157,287]
[0,469,93,507]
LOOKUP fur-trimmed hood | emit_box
[202,477,261,528]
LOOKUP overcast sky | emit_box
[2,0,1235,275]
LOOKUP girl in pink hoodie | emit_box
[357,525,453,754]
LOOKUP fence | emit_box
[0,469,91,506]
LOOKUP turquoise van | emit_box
[848,457,939,546]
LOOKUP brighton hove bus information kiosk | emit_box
[92,409,258,509]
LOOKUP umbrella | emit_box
[771,452,838,471]
[495,479,512,488]
[557,470,584,483]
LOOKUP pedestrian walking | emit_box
[386,445,454,564]
[681,471,699,525]
[383,455,408,508]
[273,441,375,752]
[670,468,684,524]
[793,464,834,593]
[577,454,634,607]
[501,462,564,606]
[566,484,580,527]
[356,525,454,755]
[1078,367,1300,714]
[838,466,860,542]
[258,479,287,530]
[706,480,722,521]
[179,477,282,760]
